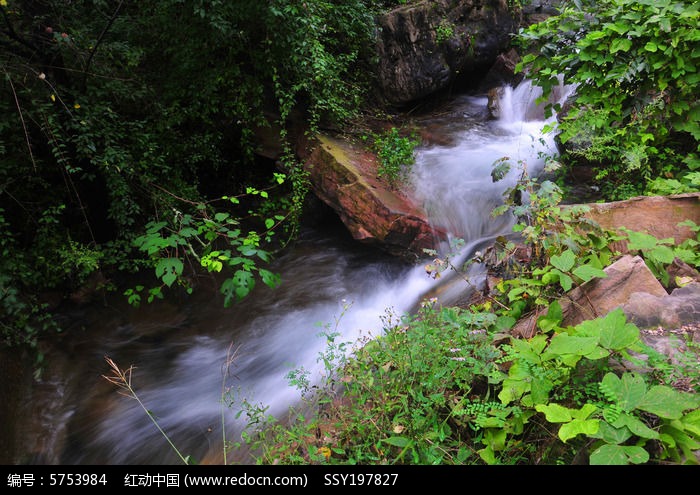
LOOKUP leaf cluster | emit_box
[515,0,700,200]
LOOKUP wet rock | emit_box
[299,133,446,261]
[579,193,700,253]
[375,0,520,106]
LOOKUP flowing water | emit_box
[8,80,572,465]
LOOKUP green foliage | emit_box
[126,186,287,307]
[366,127,420,188]
[435,20,455,45]
[489,159,622,319]
[239,297,699,465]
[618,223,700,287]
[0,0,382,349]
[515,0,700,200]
[231,170,700,466]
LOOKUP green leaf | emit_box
[531,377,554,404]
[558,272,573,292]
[625,229,672,251]
[682,410,700,437]
[610,38,632,53]
[590,444,649,465]
[547,334,600,356]
[536,403,573,423]
[155,258,183,287]
[259,268,281,289]
[381,436,411,448]
[638,386,700,419]
[550,250,576,272]
[601,372,647,412]
[537,301,563,332]
[558,418,600,443]
[598,308,641,351]
[587,30,607,40]
[572,264,607,283]
[178,227,198,238]
[593,420,632,444]
[650,245,676,264]
[617,413,659,440]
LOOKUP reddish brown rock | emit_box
[579,193,700,252]
[512,255,668,338]
[300,134,445,260]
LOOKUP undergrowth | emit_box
[103,162,700,466]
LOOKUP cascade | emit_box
[13,79,574,465]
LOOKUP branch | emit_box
[81,0,124,89]
[5,70,37,171]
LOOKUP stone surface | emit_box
[579,192,700,252]
[300,133,445,260]
[375,0,519,106]
[512,255,669,338]
[621,282,700,330]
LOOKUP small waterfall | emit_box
[498,77,575,125]
[410,78,574,256]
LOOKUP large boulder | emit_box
[510,255,700,340]
[580,193,700,250]
[299,134,445,260]
[375,0,520,106]
[510,193,700,339]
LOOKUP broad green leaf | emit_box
[625,230,674,251]
[590,444,649,465]
[259,268,281,289]
[610,38,632,53]
[537,301,562,332]
[605,21,629,34]
[558,272,573,291]
[238,245,258,257]
[547,334,600,356]
[511,336,548,362]
[573,403,598,420]
[660,426,700,451]
[638,386,700,419]
[536,403,573,423]
[572,264,607,282]
[550,250,575,272]
[601,372,647,412]
[155,258,183,288]
[644,41,658,52]
[617,413,659,439]
[478,446,497,465]
[651,245,676,264]
[531,378,554,404]
[484,429,507,451]
[587,31,606,40]
[161,272,176,287]
[681,410,700,437]
[381,436,411,448]
[499,376,530,405]
[558,419,600,443]
[145,221,167,234]
[598,308,641,350]
[221,270,255,305]
[178,227,198,238]
[592,420,632,444]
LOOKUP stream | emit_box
[7,80,572,465]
